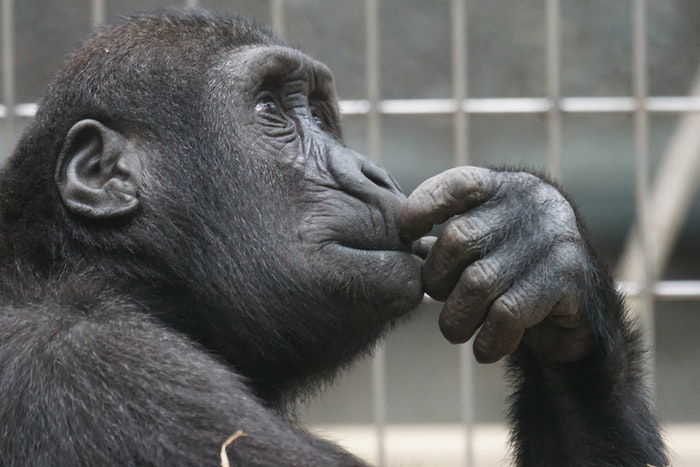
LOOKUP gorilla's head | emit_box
[0,10,422,399]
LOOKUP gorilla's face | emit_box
[52,42,424,388]
[203,46,423,319]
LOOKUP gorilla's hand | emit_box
[399,167,594,364]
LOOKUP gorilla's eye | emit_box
[310,105,328,128]
[254,94,281,116]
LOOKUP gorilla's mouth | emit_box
[323,241,424,316]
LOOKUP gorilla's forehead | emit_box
[212,45,335,95]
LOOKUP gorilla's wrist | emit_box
[514,324,627,389]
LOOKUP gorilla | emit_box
[0,9,666,467]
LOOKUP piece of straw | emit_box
[220,430,246,467]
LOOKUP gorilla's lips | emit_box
[322,233,424,316]
[329,208,414,255]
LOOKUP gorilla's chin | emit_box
[323,243,424,317]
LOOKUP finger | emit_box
[472,266,568,364]
[411,236,437,260]
[423,207,507,301]
[399,167,499,240]
[438,253,513,344]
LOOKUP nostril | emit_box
[361,163,398,192]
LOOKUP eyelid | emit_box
[311,101,338,128]
[254,89,274,103]
[254,90,284,116]
[311,100,328,116]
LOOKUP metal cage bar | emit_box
[271,0,284,39]
[364,0,387,465]
[451,0,474,461]
[3,96,700,120]
[619,280,700,300]
[545,0,562,179]
[632,0,657,384]
[451,1,474,465]
[90,0,105,28]
[1,0,15,161]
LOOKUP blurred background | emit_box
[1,0,699,465]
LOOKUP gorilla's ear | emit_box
[56,119,141,219]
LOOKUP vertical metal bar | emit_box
[545,0,561,178]
[366,0,381,162]
[271,0,285,39]
[365,0,385,465]
[371,345,387,467]
[90,0,105,28]
[452,0,469,167]
[632,0,655,383]
[451,0,473,466]
[1,0,14,162]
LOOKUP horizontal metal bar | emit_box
[338,97,700,116]
[646,96,700,112]
[383,98,458,114]
[562,96,700,113]
[560,97,636,113]
[467,98,550,114]
[340,100,371,115]
[619,280,700,300]
[0,102,36,117]
[3,97,700,119]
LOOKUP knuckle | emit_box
[413,174,441,196]
[491,295,520,323]
[437,182,460,209]
[530,181,564,209]
[445,216,486,247]
[463,260,498,291]
[552,241,585,267]
[446,167,470,191]
[498,171,540,192]
[455,167,490,193]
[422,185,443,208]
[442,220,474,250]
[553,247,587,280]
[515,171,542,186]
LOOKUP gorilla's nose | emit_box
[359,159,403,196]
[329,148,404,202]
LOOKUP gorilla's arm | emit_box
[508,286,665,466]
[400,167,667,467]
[0,303,363,467]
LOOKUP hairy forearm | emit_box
[508,280,667,467]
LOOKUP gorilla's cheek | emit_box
[320,244,424,316]
[295,195,424,317]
